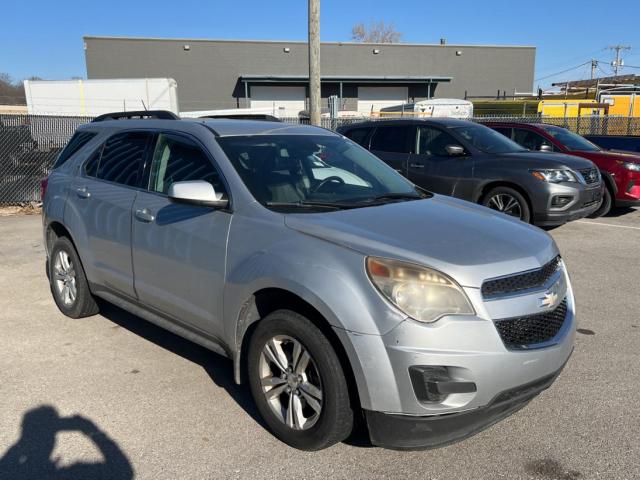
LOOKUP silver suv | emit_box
[42,111,575,451]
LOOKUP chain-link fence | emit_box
[2,113,639,204]
[0,114,93,204]
[471,114,640,136]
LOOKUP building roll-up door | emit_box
[250,86,306,117]
[357,86,408,114]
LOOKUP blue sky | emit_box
[2,0,639,89]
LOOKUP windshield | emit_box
[217,134,426,212]
[453,124,527,154]
[540,125,600,152]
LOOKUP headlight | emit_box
[617,161,640,172]
[366,257,475,323]
[530,169,578,183]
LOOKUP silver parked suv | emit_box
[42,111,575,450]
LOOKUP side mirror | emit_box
[445,144,465,156]
[539,144,553,152]
[168,180,228,208]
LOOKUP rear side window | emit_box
[97,132,151,187]
[343,127,372,147]
[84,147,101,177]
[370,126,414,153]
[492,127,513,138]
[513,128,555,152]
[53,131,97,168]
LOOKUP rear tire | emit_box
[482,186,531,223]
[49,236,99,318]
[247,310,354,450]
[587,186,612,218]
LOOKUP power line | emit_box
[534,61,591,82]
[534,47,607,75]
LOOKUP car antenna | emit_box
[141,99,148,111]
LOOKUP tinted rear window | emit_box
[492,127,512,138]
[343,127,372,147]
[97,132,151,187]
[84,147,101,177]
[370,126,413,153]
[53,131,97,168]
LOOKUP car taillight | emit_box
[40,177,49,202]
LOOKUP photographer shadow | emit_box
[0,405,133,480]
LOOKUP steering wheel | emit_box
[312,175,345,193]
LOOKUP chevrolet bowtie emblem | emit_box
[540,289,559,309]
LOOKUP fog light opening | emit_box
[551,195,573,208]
[409,366,477,404]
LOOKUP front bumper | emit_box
[332,267,575,448]
[365,358,569,450]
[532,182,603,226]
[613,170,640,206]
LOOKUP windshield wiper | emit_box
[265,201,355,211]
[355,193,427,204]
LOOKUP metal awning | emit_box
[240,75,452,84]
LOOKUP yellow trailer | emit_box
[537,99,607,117]
[599,93,640,117]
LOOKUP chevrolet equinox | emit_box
[42,111,575,450]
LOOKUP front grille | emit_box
[481,256,561,298]
[579,167,600,185]
[494,298,568,349]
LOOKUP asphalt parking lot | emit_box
[0,210,638,480]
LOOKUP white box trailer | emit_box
[22,78,179,149]
[379,98,473,119]
[23,78,179,116]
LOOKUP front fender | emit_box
[224,237,406,342]
[222,214,407,386]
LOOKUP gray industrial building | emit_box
[84,36,535,115]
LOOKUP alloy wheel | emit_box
[259,335,323,430]
[53,250,77,306]
[487,193,523,219]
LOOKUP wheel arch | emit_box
[600,170,618,195]
[234,287,363,413]
[46,220,76,253]
[476,180,534,216]
[45,221,92,288]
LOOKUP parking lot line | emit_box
[576,220,640,230]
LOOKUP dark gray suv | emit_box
[337,119,603,226]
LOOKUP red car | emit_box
[486,122,640,216]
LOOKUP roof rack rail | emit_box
[91,110,180,123]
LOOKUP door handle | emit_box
[75,186,91,199]
[409,163,425,169]
[134,208,155,223]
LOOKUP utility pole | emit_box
[308,0,321,126]
[590,59,598,79]
[608,45,631,76]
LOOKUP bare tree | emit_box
[351,21,403,43]
[0,73,26,105]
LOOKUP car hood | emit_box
[495,151,596,170]
[284,195,558,289]
[573,149,640,165]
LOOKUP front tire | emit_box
[49,236,99,318]
[587,185,612,218]
[247,310,353,450]
[482,186,531,223]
